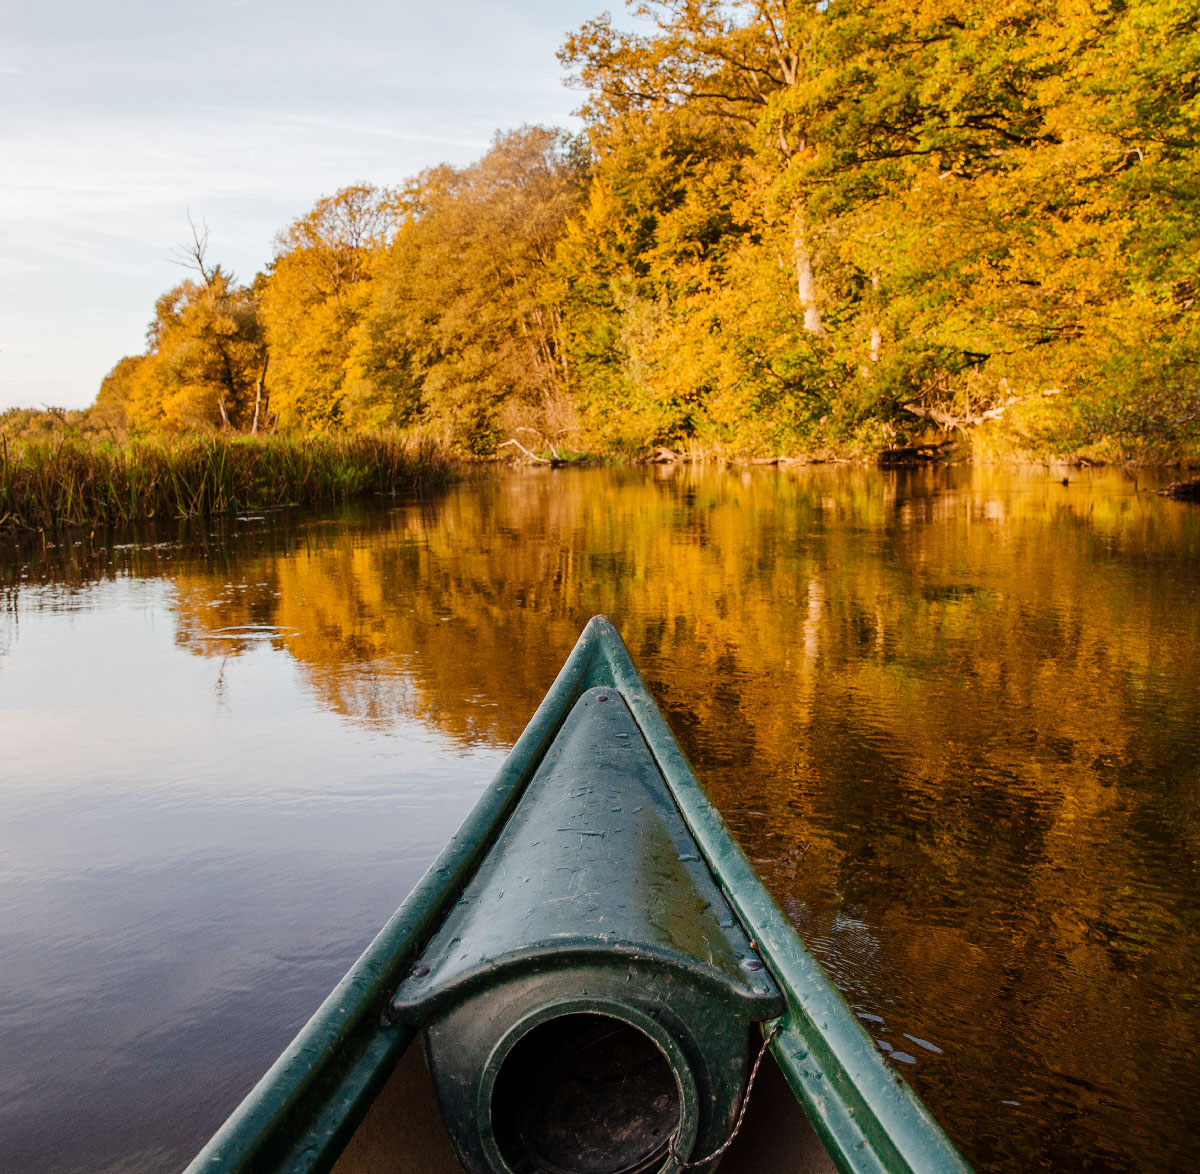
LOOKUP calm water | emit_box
[1,465,1198,1173]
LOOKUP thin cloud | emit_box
[0,0,634,411]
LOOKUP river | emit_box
[1,464,1197,1172]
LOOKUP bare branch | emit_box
[903,390,1061,430]
[498,437,552,463]
[170,211,218,286]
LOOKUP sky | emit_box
[0,0,631,412]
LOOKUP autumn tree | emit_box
[808,0,1200,449]
[260,184,399,430]
[89,0,1200,460]
[562,1,835,334]
[121,259,267,435]
[92,355,142,436]
[357,127,584,452]
[560,0,1200,455]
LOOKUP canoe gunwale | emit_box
[185,619,599,1172]
[185,615,972,1174]
[607,633,973,1174]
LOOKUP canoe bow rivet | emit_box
[740,959,764,972]
[411,964,431,979]
[597,694,610,702]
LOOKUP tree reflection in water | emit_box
[5,463,1199,1172]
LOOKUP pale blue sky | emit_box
[0,1,629,411]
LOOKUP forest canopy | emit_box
[85,0,1200,461]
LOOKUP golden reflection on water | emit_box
[5,463,1199,1171]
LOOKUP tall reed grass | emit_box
[0,433,452,530]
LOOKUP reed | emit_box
[0,434,452,530]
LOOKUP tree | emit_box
[561,1,831,333]
[260,184,400,430]
[357,127,584,451]
[122,234,267,435]
[815,0,1200,448]
[92,355,143,436]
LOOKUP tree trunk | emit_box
[869,269,881,362]
[793,202,824,335]
[251,355,269,435]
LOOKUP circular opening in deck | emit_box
[489,1012,681,1174]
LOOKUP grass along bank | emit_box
[0,433,452,530]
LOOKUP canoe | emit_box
[186,616,972,1174]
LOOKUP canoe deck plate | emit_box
[390,687,782,1024]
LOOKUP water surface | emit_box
[1,465,1198,1172]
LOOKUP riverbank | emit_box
[0,434,452,530]
[3,421,1196,535]
[490,430,1200,471]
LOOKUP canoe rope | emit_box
[667,1021,783,1169]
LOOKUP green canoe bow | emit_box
[186,615,972,1174]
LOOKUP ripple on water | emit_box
[2,466,1199,1173]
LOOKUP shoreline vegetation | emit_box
[5,0,1200,504]
[1,424,1196,533]
[0,434,449,531]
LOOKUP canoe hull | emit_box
[186,616,972,1174]
[329,1030,840,1174]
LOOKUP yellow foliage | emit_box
[91,0,1200,460]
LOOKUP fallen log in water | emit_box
[1159,476,1200,501]
[877,441,956,465]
